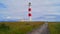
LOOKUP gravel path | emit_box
[27,23,49,34]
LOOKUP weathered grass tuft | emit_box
[0,22,44,34]
[48,22,60,34]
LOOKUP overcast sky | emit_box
[0,0,60,21]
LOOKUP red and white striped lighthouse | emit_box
[28,2,32,21]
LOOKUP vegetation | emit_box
[48,22,60,34]
[0,21,44,34]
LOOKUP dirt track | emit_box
[28,23,49,34]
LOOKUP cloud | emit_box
[0,0,60,21]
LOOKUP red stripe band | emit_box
[28,8,31,11]
[28,13,32,16]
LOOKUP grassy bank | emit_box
[0,22,44,34]
[48,22,60,34]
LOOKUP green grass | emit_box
[48,22,60,34]
[0,22,44,34]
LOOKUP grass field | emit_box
[0,21,44,34]
[48,22,60,34]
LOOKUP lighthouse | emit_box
[28,2,32,21]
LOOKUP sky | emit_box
[0,0,60,21]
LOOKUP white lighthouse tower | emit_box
[28,2,32,21]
